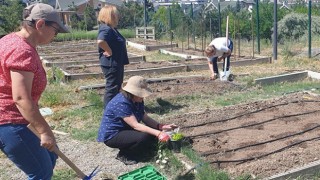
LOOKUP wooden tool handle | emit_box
[27,124,86,179]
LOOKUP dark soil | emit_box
[164,91,320,178]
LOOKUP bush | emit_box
[277,13,320,43]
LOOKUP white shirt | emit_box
[208,37,230,58]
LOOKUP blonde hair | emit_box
[204,45,216,56]
[98,5,119,28]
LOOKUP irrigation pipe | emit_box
[189,109,320,139]
[202,123,320,156]
[182,99,320,129]
[209,136,320,166]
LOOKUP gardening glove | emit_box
[158,132,170,142]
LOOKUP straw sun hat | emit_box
[122,76,152,98]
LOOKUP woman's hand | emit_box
[158,132,170,142]
[161,124,178,131]
[103,51,112,57]
[40,132,56,151]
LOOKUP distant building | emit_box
[24,0,124,27]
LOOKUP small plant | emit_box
[171,133,184,141]
[156,143,169,169]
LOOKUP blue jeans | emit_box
[0,124,57,180]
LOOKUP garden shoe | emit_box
[116,153,137,165]
[228,74,234,81]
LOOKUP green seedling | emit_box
[171,133,184,141]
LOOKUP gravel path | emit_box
[0,133,148,180]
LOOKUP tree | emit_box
[252,1,289,40]
[68,2,81,30]
[83,5,96,30]
[118,2,144,28]
[0,0,24,33]
[277,12,320,42]
[150,6,168,38]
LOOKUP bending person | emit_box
[97,76,177,165]
[204,37,233,81]
[0,3,69,179]
[97,5,129,107]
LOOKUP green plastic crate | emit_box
[118,165,166,180]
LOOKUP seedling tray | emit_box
[118,165,166,180]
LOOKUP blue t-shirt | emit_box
[97,24,129,67]
[97,93,145,142]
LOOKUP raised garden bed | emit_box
[58,57,271,81]
[38,42,97,54]
[127,38,178,51]
[61,61,187,81]
[41,52,145,67]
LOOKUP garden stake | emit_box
[221,16,229,81]
[27,124,99,180]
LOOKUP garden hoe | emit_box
[27,124,99,180]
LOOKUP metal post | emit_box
[210,17,212,40]
[273,0,278,62]
[144,0,147,27]
[218,0,221,36]
[308,0,312,58]
[252,14,254,58]
[168,6,173,49]
[256,0,260,54]
[238,33,241,58]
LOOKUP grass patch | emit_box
[54,29,134,42]
[50,106,102,141]
[52,169,77,180]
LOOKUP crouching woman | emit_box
[97,76,177,165]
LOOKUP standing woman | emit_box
[97,5,129,107]
[0,3,69,179]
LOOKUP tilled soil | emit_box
[163,92,320,178]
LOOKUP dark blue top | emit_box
[97,24,129,67]
[97,93,145,142]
